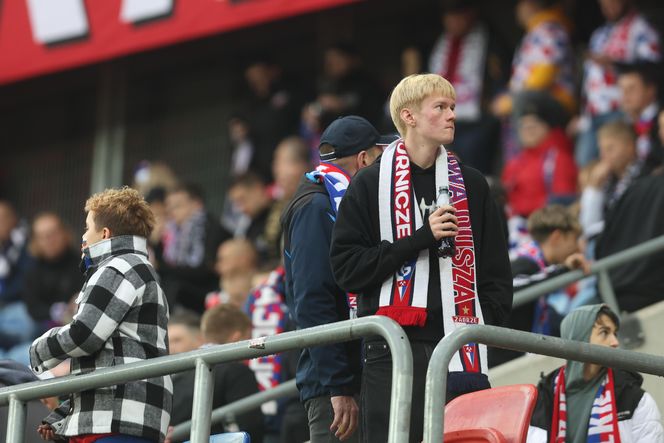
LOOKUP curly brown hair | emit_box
[85,187,155,238]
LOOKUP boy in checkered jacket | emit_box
[30,187,172,443]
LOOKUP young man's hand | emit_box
[564,252,591,275]
[587,161,612,188]
[37,424,55,441]
[428,206,458,241]
[330,395,359,441]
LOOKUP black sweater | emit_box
[171,362,265,442]
[596,172,664,312]
[23,249,84,325]
[330,156,512,343]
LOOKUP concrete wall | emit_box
[489,301,664,411]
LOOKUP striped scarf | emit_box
[377,140,486,374]
[306,162,358,317]
[551,367,621,443]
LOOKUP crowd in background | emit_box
[1,0,664,441]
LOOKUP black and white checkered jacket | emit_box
[30,235,172,442]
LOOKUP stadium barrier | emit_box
[170,379,298,442]
[0,316,412,443]
[423,324,664,443]
[512,234,664,311]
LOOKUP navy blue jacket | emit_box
[281,176,361,402]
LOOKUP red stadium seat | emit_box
[443,428,507,442]
[443,384,538,443]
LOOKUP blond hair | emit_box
[201,304,251,345]
[85,187,155,238]
[527,204,580,244]
[597,120,636,144]
[389,74,456,136]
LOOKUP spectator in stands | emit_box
[262,136,312,266]
[579,121,647,240]
[160,183,229,312]
[595,164,664,312]
[283,116,386,442]
[205,238,259,309]
[210,272,254,310]
[234,58,305,180]
[244,266,297,443]
[501,96,578,221]
[0,200,35,362]
[330,75,512,442]
[529,304,664,442]
[216,238,259,281]
[227,172,274,264]
[573,0,660,167]
[132,160,179,197]
[617,62,661,164]
[493,0,575,161]
[19,212,84,364]
[170,305,265,442]
[145,187,168,267]
[30,187,171,442]
[167,308,204,355]
[511,202,584,328]
[427,0,509,174]
[494,205,590,366]
[301,44,384,150]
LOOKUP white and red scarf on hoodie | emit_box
[377,140,487,374]
[550,367,621,443]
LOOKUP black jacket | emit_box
[330,157,512,343]
[23,249,83,326]
[170,362,265,443]
[281,177,361,402]
[596,172,664,312]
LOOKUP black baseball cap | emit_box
[319,116,382,161]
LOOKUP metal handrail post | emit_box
[170,379,299,442]
[597,270,620,313]
[423,324,664,443]
[0,316,412,443]
[189,359,214,443]
[6,395,26,443]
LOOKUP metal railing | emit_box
[170,379,299,442]
[423,324,664,443]
[513,234,664,311]
[0,316,413,443]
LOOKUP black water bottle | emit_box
[436,186,456,259]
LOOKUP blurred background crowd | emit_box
[2,0,664,441]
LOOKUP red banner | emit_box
[0,0,357,86]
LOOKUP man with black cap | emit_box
[281,116,388,442]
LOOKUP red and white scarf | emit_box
[377,140,486,374]
[551,367,621,443]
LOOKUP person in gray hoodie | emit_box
[528,304,664,442]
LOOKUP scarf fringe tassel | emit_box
[376,306,427,327]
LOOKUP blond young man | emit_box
[30,187,172,442]
[330,74,512,442]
